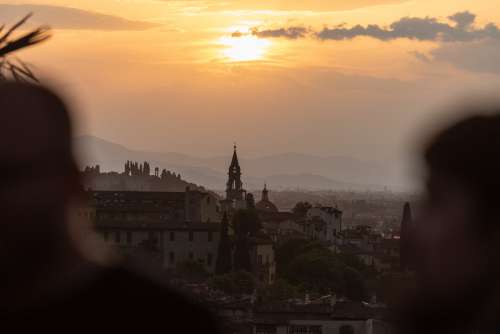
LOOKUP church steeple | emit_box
[230,144,240,170]
[262,183,269,202]
[226,144,244,201]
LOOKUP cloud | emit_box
[236,11,500,43]
[318,11,500,42]
[0,4,159,31]
[410,51,431,63]
[251,27,309,39]
[159,0,403,12]
[430,39,500,74]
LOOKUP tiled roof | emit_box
[94,220,221,231]
[253,301,387,322]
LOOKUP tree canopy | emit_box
[276,238,370,301]
[209,271,255,296]
[292,201,313,218]
[231,208,261,237]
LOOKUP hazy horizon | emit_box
[6,0,500,189]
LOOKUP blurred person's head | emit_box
[411,111,500,330]
[0,82,84,298]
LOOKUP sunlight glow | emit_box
[219,35,271,62]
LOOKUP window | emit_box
[207,253,213,266]
[169,252,175,264]
[126,231,132,244]
[256,325,277,334]
[288,326,322,334]
[289,326,308,334]
[258,255,263,265]
[189,231,194,242]
[308,327,321,334]
[208,231,213,242]
[114,231,121,243]
[189,252,194,260]
[170,231,175,241]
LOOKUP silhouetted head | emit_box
[0,82,82,292]
[0,82,80,212]
[409,111,500,331]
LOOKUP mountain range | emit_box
[74,135,407,192]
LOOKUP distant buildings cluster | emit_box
[78,145,407,334]
[82,160,197,192]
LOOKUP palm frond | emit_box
[0,13,33,44]
[0,13,51,83]
[0,26,51,57]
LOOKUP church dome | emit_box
[256,199,278,213]
[255,184,278,213]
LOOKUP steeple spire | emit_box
[226,144,244,201]
[262,183,269,202]
[230,143,240,168]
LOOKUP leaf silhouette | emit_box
[0,13,51,83]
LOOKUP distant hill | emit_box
[74,135,403,192]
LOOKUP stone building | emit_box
[304,206,343,244]
[251,300,391,334]
[250,233,276,285]
[88,188,221,224]
[95,220,221,273]
[78,188,222,273]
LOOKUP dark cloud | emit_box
[448,11,476,30]
[236,11,500,43]
[317,11,499,42]
[0,4,159,31]
[251,27,309,39]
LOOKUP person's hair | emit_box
[0,82,78,181]
[424,112,500,233]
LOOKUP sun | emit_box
[219,35,271,62]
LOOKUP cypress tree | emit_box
[215,212,232,275]
[400,202,413,271]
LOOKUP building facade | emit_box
[95,221,221,273]
[305,206,343,244]
[251,301,391,334]
[88,188,221,224]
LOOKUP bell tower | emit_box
[226,145,244,201]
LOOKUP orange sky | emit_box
[4,0,500,188]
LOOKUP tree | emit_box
[209,271,255,295]
[176,260,209,282]
[342,267,367,301]
[400,202,414,271]
[215,212,232,275]
[0,13,50,82]
[275,238,325,277]
[292,201,312,218]
[232,208,261,237]
[258,279,298,302]
[233,235,252,272]
[286,248,343,294]
[276,238,370,300]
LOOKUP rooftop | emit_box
[94,220,221,231]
